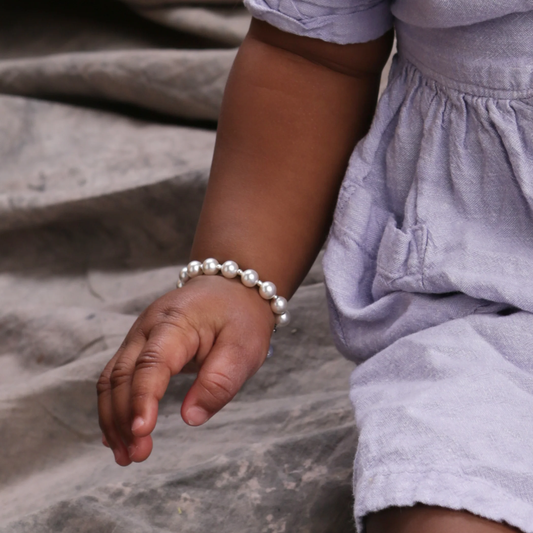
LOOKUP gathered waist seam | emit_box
[398,49,533,100]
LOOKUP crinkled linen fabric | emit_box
[244,0,533,531]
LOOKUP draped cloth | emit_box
[0,1,370,531]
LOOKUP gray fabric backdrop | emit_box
[0,3,391,531]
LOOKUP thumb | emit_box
[181,330,267,426]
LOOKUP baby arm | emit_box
[97,19,393,466]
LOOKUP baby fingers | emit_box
[97,345,137,466]
[181,328,267,427]
[97,314,200,465]
[129,321,199,438]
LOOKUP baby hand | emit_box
[97,275,274,466]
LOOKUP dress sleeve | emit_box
[243,0,393,44]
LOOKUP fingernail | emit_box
[128,445,137,459]
[113,449,122,464]
[186,406,209,426]
[131,416,144,433]
[102,434,110,448]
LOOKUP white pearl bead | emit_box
[259,281,277,300]
[179,266,189,282]
[221,260,239,278]
[275,311,291,327]
[202,258,220,275]
[271,296,288,315]
[187,260,202,278]
[241,269,259,287]
[176,281,184,289]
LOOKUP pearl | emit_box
[275,311,291,327]
[221,260,239,279]
[241,269,259,287]
[187,260,202,278]
[180,258,290,330]
[179,266,189,282]
[259,281,277,300]
[271,296,288,315]
[202,258,220,275]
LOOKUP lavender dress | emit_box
[244,0,533,531]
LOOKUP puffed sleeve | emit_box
[243,0,393,44]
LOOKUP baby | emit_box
[98,1,533,531]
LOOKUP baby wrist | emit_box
[177,258,291,328]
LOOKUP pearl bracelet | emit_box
[176,258,290,328]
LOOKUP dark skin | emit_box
[97,18,393,466]
[97,18,521,533]
[366,505,521,533]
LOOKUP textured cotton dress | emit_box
[243,0,533,531]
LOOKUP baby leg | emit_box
[366,505,521,533]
